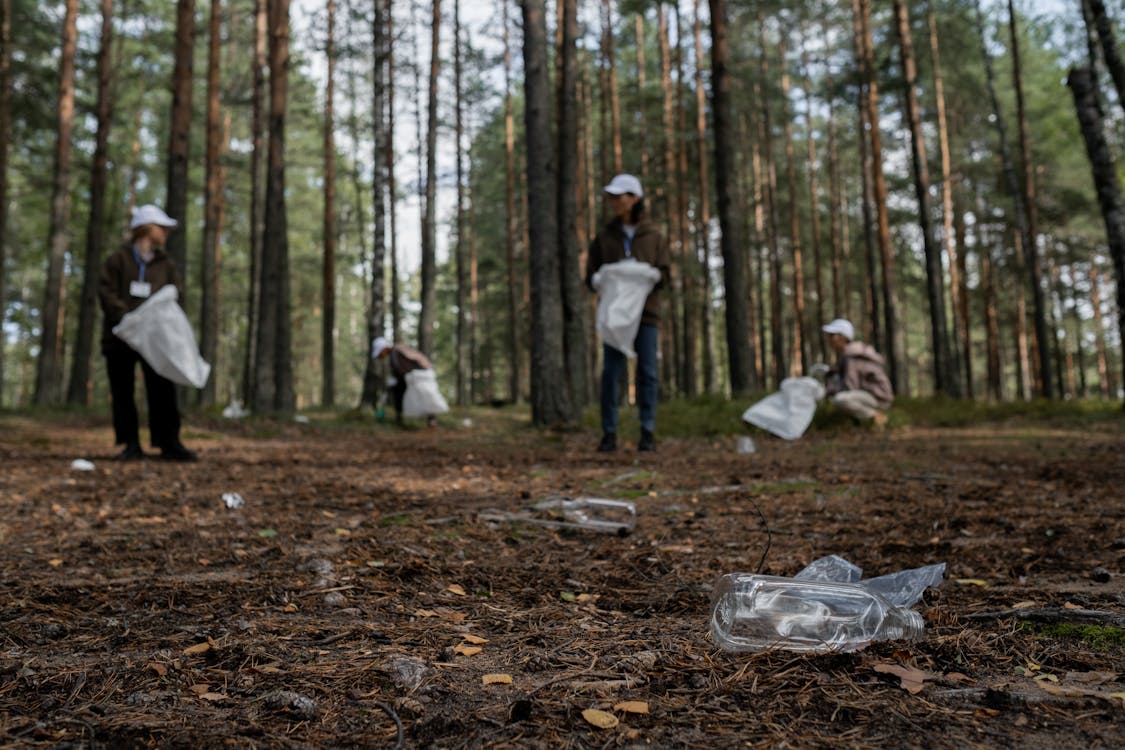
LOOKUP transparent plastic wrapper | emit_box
[591,260,662,358]
[481,497,636,536]
[70,459,95,471]
[793,555,946,608]
[112,285,211,389]
[736,436,756,455]
[222,492,245,509]
[793,554,863,584]
[710,574,926,653]
[402,369,450,419]
[741,376,826,440]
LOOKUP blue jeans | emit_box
[600,323,658,435]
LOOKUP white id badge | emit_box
[129,281,152,298]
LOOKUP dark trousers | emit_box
[600,323,659,436]
[392,375,408,421]
[105,346,181,449]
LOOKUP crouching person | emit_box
[371,337,440,427]
[821,318,893,428]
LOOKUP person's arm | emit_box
[655,232,672,290]
[98,252,129,328]
[585,235,602,291]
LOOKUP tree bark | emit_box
[253,0,294,414]
[858,0,903,392]
[1090,259,1110,397]
[67,0,114,407]
[635,13,650,186]
[657,4,681,395]
[503,0,520,403]
[34,0,79,405]
[1008,0,1052,398]
[0,0,9,402]
[521,0,573,426]
[693,0,715,393]
[800,24,826,364]
[894,0,954,396]
[779,35,807,376]
[454,0,468,405]
[242,0,267,405]
[418,0,440,355]
[200,0,224,408]
[1086,0,1125,115]
[757,17,785,387]
[387,0,399,346]
[165,0,195,280]
[360,0,387,409]
[827,90,843,319]
[674,5,696,396]
[850,0,879,352]
[603,0,622,175]
[557,0,587,409]
[1068,65,1125,407]
[710,0,751,394]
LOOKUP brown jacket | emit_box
[827,341,894,408]
[585,219,672,326]
[389,343,433,378]
[98,244,183,354]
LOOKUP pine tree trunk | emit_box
[242,0,267,405]
[827,91,843,319]
[417,0,440,355]
[557,0,587,409]
[894,0,954,396]
[1008,0,1052,398]
[386,0,399,345]
[750,115,768,385]
[976,0,1032,399]
[1089,260,1110,397]
[67,0,114,407]
[757,18,785,387]
[522,0,573,426]
[858,0,903,392]
[200,0,224,408]
[674,5,696,397]
[34,0,78,406]
[710,0,751,393]
[0,0,9,403]
[635,13,650,186]
[954,192,974,398]
[454,0,468,406]
[779,35,807,376]
[800,25,826,364]
[1068,65,1125,407]
[850,0,879,351]
[165,0,195,280]
[694,0,715,393]
[319,0,337,406]
[1086,0,1125,114]
[503,0,520,403]
[928,6,967,398]
[738,110,762,388]
[360,0,387,409]
[253,0,294,414]
[657,4,681,395]
[602,0,622,175]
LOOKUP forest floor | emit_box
[0,403,1122,749]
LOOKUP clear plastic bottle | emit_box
[531,497,637,536]
[710,573,925,653]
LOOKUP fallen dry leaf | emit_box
[614,700,649,714]
[47,559,63,567]
[414,609,440,618]
[482,673,512,685]
[461,634,489,645]
[454,644,482,657]
[147,663,168,677]
[447,584,467,596]
[200,692,227,701]
[183,642,212,656]
[190,684,211,695]
[955,579,989,587]
[873,663,933,694]
[582,708,619,729]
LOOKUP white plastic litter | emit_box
[293,415,310,424]
[741,376,826,440]
[591,260,662,358]
[222,492,245,509]
[222,400,250,418]
[402,369,450,418]
[71,459,95,471]
[736,436,756,455]
[111,285,211,388]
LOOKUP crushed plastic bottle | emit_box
[710,573,926,653]
[530,497,637,536]
[70,459,96,471]
[221,492,245,509]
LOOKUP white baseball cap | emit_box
[603,174,643,198]
[130,204,179,230]
[821,318,855,341]
[371,336,391,359]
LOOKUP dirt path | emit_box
[1,412,1122,748]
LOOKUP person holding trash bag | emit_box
[371,337,443,427]
[585,174,672,453]
[98,205,197,461]
[820,318,893,428]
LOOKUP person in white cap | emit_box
[371,336,437,427]
[821,318,893,427]
[97,204,197,461]
[585,174,672,452]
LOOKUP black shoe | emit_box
[114,442,145,461]
[597,433,616,452]
[159,443,198,462]
[638,430,656,452]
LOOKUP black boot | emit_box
[159,442,198,462]
[597,433,617,452]
[638,430,656,452]
[114,442,145,461]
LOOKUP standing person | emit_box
[821,318,893,427]
[371,337,438,427]
[98,205,197,461]
[585,174,672,452]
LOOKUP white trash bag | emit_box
[591,260,661,358]
[402,369,450,419]
[741,376,826,441]
[111,285,211,389]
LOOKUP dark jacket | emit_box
[389,343,433,378]
[826,341,894,408]
[98,244,183,355]
[585,218,672,326]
